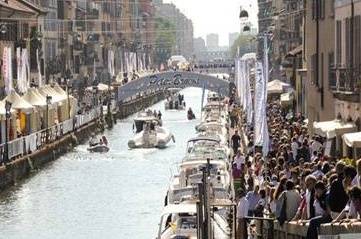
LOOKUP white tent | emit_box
[86,83,114,92]
[313,120,357,139]
[5,91,37,134]
[343,132,361,148]
[52,84,78,118]
[267,79,291,94]
[5,91,34,112]
[22,88,56,130]
[280,92,294,106]
[22,88,47,107]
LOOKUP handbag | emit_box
[277,193,287,226]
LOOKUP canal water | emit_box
[0,88,205,239]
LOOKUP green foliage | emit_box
[230,34,257,58]
[154,17,176,66]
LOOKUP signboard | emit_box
[117,71,230,102]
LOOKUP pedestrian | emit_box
[231,130,241,155]
[236,188,249,239]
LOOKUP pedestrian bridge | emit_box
[117,71,230,102]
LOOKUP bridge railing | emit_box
[0,107,102,165]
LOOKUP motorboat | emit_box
[87,144,110,153]
[165,88,186,110]
[128,112,174,149]
[157,203,231,239]
[87,135,109,153]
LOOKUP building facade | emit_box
[155,1,194,59]
[206,33,219,51]
[334,0,361,128]
[304,0,336,132]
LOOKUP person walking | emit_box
[231,130,241,155]
[236,189,249,239]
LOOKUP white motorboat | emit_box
[128,112,174,149]
[157,203,231,239]
[165,88,186,110]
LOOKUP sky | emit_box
[162,0,258,46]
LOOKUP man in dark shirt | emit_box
[231,130,241,154]
[328,162,348,213]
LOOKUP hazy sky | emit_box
[163,0,258,46]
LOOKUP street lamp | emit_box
[4,101,12,165]
[46,95,52,143]
[66,79,72,119]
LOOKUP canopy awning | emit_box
[161,203,197,216]
[313,120,357,139]
[286,45,303,57]
[280,92,294,104]
[342,132,361,148]
[267,79,292,94]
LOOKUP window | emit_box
[329,52,336,89]
[311,54,318,86]
[354,16,361,73]
[345,18,351,66]
[336,20,342,65]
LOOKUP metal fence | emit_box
[0,107,101,164]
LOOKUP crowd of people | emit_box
[232,102,361,239]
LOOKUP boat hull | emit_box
[87,145,109,153]
[128,127,174,149]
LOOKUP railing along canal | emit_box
[0,107,101,164]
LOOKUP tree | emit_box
[230,34,257,58]
[154,17,176,67]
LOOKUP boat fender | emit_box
[171,135,175,143]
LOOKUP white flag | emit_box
[37,49,42,87]
[254,61,269,155]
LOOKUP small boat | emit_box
[87,144,110,153]
[165,88,186,110]
[87,135,109,153]
[128,111,174,149]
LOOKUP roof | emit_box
[0,0,45,15]
[342,132,361,148]
[161,203,197,216]
[286,45,303,57]
[5,91,35,112]
[313,120,357,139]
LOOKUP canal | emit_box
[0,88,205,239]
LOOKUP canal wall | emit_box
[117,92,165,119]
[0,92,164,192]
[0,121,99,191]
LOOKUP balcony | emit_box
[330,67,361,102]
[86,8,99,20]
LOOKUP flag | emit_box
[37,49,42,87]
[201,83,206,110]
[254,61,268,156]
